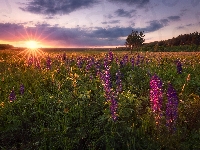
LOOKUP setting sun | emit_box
[26,40,39,49]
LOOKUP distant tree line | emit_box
[143,32,200,52]
[124,31,200,52]
[0,44,14,50]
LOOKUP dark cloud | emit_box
[141,20,165,32]
[108,0,149,7]
[167,16,181,21]
[160,19,169,26]
[115,9,136,18]
[102,20,120,24]
[20,0,100,15]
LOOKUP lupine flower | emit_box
[100,67,118,121]
[20,84,25,95]
[136,54,140,66]
[150,74,163,124]
[9,90,16,102]
[77,57,83,68]
[108,50,114,62]
[62,53,66,61]
[176,60,182,74]
[116,70,122,93]
[166,83,179,133]
[27,56,33,66]
[119,55,128,68]
[102,69,112,100]
[46,56,51,70]
[130,57,135,69]
[34,58,41,69]
[110,91,118,121]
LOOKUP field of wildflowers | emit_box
[0,49,200,149]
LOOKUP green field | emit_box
[0,49,200,149]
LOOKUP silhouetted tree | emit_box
[125,30,145,53]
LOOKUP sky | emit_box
[0,0,200,48]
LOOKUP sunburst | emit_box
[13,27,53,66]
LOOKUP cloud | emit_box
[167,15,181,21]
[0,23,25,40]
[160,19,170,26]
[102,20,120,24]
[0,19,174,47]
[141,20,165,32]
[114,9,136,18]
[108,0,149,7]
[20,0,100,15]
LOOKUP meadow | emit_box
[0,49,200,149]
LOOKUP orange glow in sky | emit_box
[25,40,40,49]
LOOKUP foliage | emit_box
[0,50,200,149]
[143,32,200,52]
[125,30,145,53]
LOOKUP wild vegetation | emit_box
[0,49,200,149]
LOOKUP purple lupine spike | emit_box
[150,74,163,125]
[35,58,41,69]
[136,54,140,66]
[108,50,114,62]
[110,92,118,121]
[77,57,83,68]
[9,90,16,102]
[116,70,122,93]
[27,55,33,66]
[176,60,182,74]
[20,84,25,95]
[166,83,179,133]
[62,53,66,61]
[130,57,135,69]
[46,56,51,70]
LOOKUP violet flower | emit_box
[166,83,179,133]
[110,92,118,121]
[20,84,25,95]
[130,57,135,69]
[9,90,16,102]
[62,53,66,61]
[108,50,114,62]
[116,70,122,93]
[150,74,163,124]
[46,56,51,70]
[176,60,182,74]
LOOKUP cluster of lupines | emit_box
[9,84,25,102]
[86,56,95,71]
[166,83,179,132]
[150,74,163,125]
[26,55,41,69]
[77,56,84,68]
[120,54,128,67]
[150,74,179,132]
